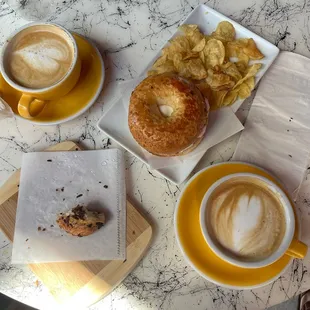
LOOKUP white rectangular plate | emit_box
[98,4,279,184]
[98,97,243,184]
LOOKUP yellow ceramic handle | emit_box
[286,239,308,259]
[17,94,46,119]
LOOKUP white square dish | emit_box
[98,96,243,184]
[98,4,279,184]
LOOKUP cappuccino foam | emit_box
[5,26,74,89]
[206,177,286,261]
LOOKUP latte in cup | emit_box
[3,24,74,89]
[205,176,286,262]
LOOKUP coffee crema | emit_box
[5,25,74,89]
[206,177,286,261]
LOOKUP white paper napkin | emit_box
[118,77,244,170]
[12,149,126,264]
[233,51,310,199]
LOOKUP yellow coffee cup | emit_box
[0,22,81,119]
[199,173,307,268]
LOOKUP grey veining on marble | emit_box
[0,0,310,309]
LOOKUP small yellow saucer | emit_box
[0,33,104,125]
[175,162,298,289]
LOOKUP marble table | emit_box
[0,0,310,309]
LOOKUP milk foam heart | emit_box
[207,176,286,261]
[5,28,74,89]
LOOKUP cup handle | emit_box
[286,239,308,259]
[17,94,46,119]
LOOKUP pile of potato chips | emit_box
[148,21,264,109]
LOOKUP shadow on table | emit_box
[0,292,38,310]
[267,295,299,310]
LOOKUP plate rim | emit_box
[174,161,293,290]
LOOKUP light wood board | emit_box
[0,141,152,308]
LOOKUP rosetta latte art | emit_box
[207,177,286,261]
[7,31,73,89]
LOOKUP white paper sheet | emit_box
[118,77,244,170]
[233,51,310,199]
[12,149,126,264]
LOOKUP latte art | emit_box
[6,29,74,89]
[207,177,286,261]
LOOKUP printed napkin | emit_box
[233,51,310,199]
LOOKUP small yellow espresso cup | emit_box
[0,23,81,119]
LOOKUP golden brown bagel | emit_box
[128,73,209,157]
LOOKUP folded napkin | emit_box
[233,52,310,200]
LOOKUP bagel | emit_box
[128,73,209,157]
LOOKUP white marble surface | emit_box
[0,0,310,309]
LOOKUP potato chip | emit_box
[196,82,212,99]
[183,52,199,60]
[178,24,198,35]
[212,21,236,42]
[179,24,205,47]
[149,21,265,110]
[246,63,262,77]
[205,35,212,42]
[206,68,235,91]
[244,76,255,90]
[203,39,225,67]
[192,38,206,52]
[147,70,157,76]
[234,63,262,89]
[152,54,168,68]
[220,62,242,81]
[227,39,263,60]
[235,60,248,74]
[238,82,251,99]
[226,43,237,58]
[196,82,226,109]
[210,89,227,109]
[163,36,191,58]
[226,39,242,50]
[147,60,176,76]
[189,29,205,48]
[172,53,183,66]
[242,38,264,60]
[223,89,239,106]
[199,50,205,64]
[237,52,249,66]
[173,54,207,80]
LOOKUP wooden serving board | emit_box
[0,141,152,308]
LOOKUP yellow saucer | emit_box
[175,162,298,289]
[0,33,104,125]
